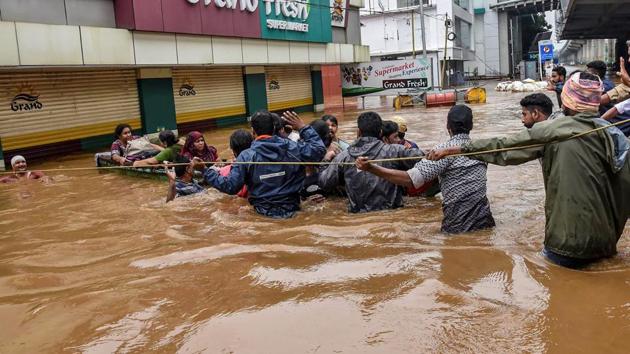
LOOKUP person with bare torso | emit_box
[0,155,49,183]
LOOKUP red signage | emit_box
[114,0,261,38]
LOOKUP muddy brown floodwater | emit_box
[0,89,628,354]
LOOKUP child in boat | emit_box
[134,130,182,167]
[218,129,253,198]
[166,155,205,202]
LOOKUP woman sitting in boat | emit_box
[110,124,162,165]
[181,131,218,163]
[133,130,182,167]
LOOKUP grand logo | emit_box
[268,78,280,90]
[263,0,310,32]
[10,84,43,112]
[179,81,197,96]
[186,0,258,12]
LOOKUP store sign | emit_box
[331,0,349,28]
[341,59,432,96]
[10,92,43,112]
[264,0,310,32]
[115,0,331,43]
[185,0,258,12]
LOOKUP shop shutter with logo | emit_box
[265,66,313,112]
[172,67,246,126]
[0,70,141,152]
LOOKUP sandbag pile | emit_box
[495,79,548,92]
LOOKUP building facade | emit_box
[360,0,510,87]
[0,0,369,169]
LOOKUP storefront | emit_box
[0,0,369,166]
[0,69,141,159]
[172,67,247,133]
[265,66,313,112]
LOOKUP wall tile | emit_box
[16,22,83,65]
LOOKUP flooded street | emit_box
[0,89,628,353]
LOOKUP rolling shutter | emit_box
[266,66,313,111]
[172,67,246,124]
[0,70,141,151]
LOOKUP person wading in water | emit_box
[1,156,49,183]
[198,110,326,219]
[355,105,495,233]
[427,72,630,268]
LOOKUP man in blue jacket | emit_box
[200,110,326,218]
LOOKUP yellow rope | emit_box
[1,118,628,175]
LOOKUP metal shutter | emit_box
[266,66,313,111]
[0,70,141,151]
[172,67,246,124]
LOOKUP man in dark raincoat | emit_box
[318,111,423,213]
[201,110,326,219]
[428,72,630,268]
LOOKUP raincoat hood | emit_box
[346,137,386,159]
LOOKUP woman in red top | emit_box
[181,131,218,163]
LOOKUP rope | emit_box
[1,118,629,175]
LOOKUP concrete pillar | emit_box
[243,66,268,116]
[310,65,325,112]
[136,68,178,134]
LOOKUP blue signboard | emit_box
[539,43,554,61]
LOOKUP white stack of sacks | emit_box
[495,79,548,92]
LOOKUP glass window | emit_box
[397,0,430,8]
[454,17,471,49]
[453,0,469,10]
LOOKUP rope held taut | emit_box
[1,118,629,175]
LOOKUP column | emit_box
[0,137,5,171]
[311,65,325,112]
[136,68,178,135]
[243,66,268,116]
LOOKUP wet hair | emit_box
[250,110,276,136]
[552,66,566,79]
[270,112,284,135]
[357,111,383,138]
[447,105,473,135]
[381,121,399,139]
[321,115,339,126]
[586,60,607,79]
[520,93,553,116]
[174,155,190,178]
[310,119,332,147]
[114,123,132,139]
[158,130,178,147]
[229,129,254,157]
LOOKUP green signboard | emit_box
[259,0,332,43]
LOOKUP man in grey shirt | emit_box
[319,111,423,213]
[356,105,495,233]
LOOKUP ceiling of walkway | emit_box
[560,0,630,39]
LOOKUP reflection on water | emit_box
[0,89,628,353]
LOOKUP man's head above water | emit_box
[357,111,383,138]
[10,155,27,173]
[561,71,603,116]
[446,105,473,136]
[520,93,554,128]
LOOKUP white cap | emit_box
[10,155,26,167]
